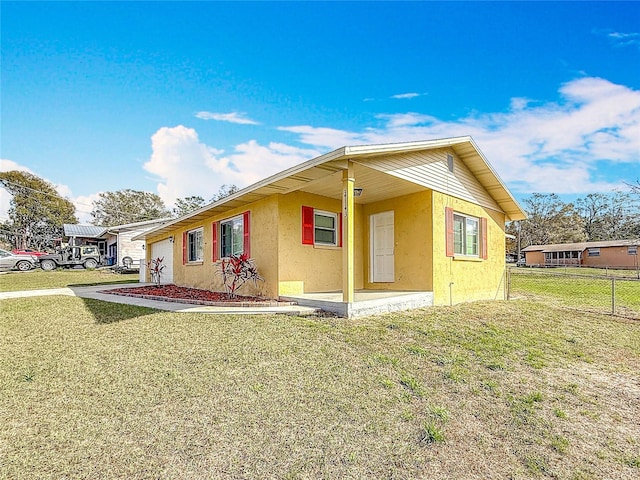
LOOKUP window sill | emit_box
[186,261,204,266]
[313,244,341,250]
[453,255,483,262]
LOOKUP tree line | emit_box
[0,170,238,250]
[507,187,640,255]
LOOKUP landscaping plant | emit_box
[217,253,264,298]
[146,256,165,286]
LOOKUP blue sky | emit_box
[1,1,639,223]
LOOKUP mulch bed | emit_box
[103,284,295,308]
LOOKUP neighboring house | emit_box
[135,137,527,317]
[63,218,171,267]
[522,239,640,269]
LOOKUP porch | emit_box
[279,290,434,318]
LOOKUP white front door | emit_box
[150,239,174,284]
[370,211,394,283]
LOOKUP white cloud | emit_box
[391,92,421,99]
[72,193,102,224]
[607,31,640,48]
[593,29,640,49]
[277,125,367,149]
[195,111,259,125]
[143,125,320,207]
[279,77,640,195]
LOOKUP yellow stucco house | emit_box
[136,136,526,317]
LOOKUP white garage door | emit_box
[151,239,174,284]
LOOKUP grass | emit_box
[1,296,639,479]
[519,266,640,279]
[510,268,640,318]
[0,268,139,292]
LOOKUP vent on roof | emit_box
[447,154,454,173]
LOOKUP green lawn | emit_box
[1,297,638,479]
[510,268,640,318]
[524,266,640,279]
[0,268,139,292]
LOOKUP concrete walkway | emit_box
[0,283,319,316]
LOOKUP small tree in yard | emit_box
[217,254,264,299]
[147,257,166,286]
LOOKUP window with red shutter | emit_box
[445,207,454,257]
[243,211,251,257]
[218,212,249,258]
[302,206,314,245]
[182,232,187,264]
[481,217,488,260]
[301,206,341,247]
[212,222,219,261]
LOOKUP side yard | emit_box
[509,267,640,319]
[1,295,638,479]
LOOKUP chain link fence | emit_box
[507,266,640,319]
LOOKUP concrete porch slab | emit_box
[280,290,434,318]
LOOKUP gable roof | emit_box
[135,136,527,240]
[523,239,640,253]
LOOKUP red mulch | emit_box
[104,284,291,306]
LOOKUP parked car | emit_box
[12,248,48,257]
[0,248,38,272]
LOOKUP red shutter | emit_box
[481,217,488,260]
[182,232,187,264]
[338,211,343,247]
[243,211,251,257]
[302,206,314,245]
[212,222,219,261]
[445,207,454,257]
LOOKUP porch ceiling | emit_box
[297,163,426,204]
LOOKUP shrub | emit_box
[147,257,165,286]
[217,254,264,298]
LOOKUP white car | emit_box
[0,248,38,272]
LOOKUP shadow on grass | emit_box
[78,297,160,324]
[67,279,140,288]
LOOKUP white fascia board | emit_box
[344,136,472,157]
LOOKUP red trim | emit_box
[243,211,251,257]
[481,217,488,260]
[212,222,219,261]
[445,207,454,257]
[302,206,314,245]
[182,232,187,264]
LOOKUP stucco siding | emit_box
[431,191,507,305]
[362,190,433,291]
[276,191,364,294]
[146,196,280,297]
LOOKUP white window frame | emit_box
[314,210,338,247]
[453,213,479,257]
[588,248,600,257]
[628,246,638,255]
[220,215,244,258]
[187,227,204,262]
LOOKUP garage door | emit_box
[151,239,174,284]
